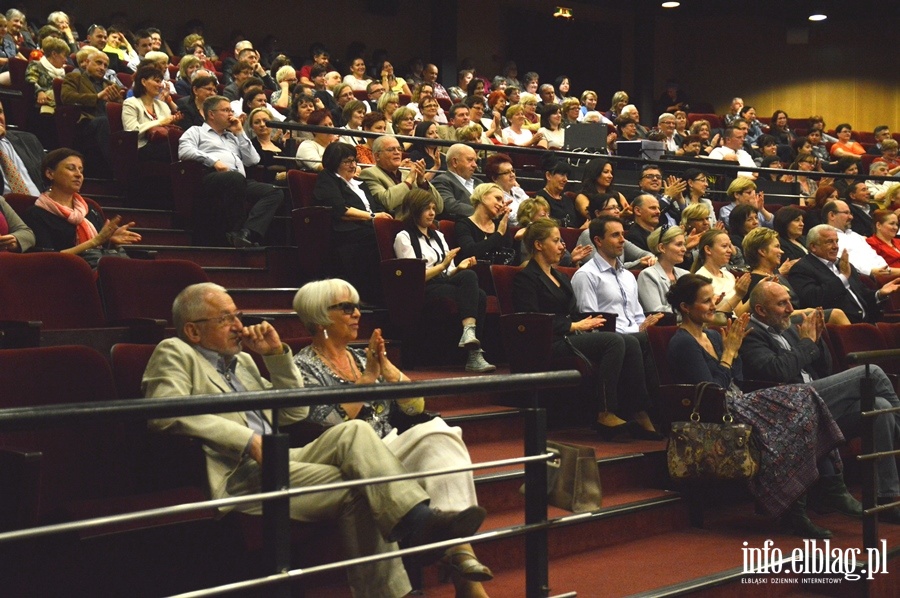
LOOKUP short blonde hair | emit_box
[680,203,711,228]
[517,197,551,227]
[41,36,68,55]
[293,279,360,334]
[726,176,757,200]
[456,123,483,142]
[505,104,524,119]
[519,92,538,107]
[470,182,503,206]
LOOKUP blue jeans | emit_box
[811,366,900,498]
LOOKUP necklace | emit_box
[314,346,360,382]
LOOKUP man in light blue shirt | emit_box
[571,215,663,436]
[572,216,662,334]
[178,95,283,247]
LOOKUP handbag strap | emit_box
[690,381,734,423]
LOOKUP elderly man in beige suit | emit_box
[142,282,485,598]
[359,134,443,216]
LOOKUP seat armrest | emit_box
[499,313,555,373]
[0,448,42,530]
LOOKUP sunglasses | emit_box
[328,302,360,315]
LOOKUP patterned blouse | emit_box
[294,345,395,438]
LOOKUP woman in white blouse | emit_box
[295,109,337,172]
[121,64,181,162]
[501,105,544,147]
[342,56,371,91]
[393,189,495,372]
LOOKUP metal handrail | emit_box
[0,369,579,598]
[0,370,575,431]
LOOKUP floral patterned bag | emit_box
[667,382,760,480]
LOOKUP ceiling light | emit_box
[553,7,573,19]
[808,13,827,21]
[662,1,681,7]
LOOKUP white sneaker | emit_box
[458,325,480,349]
[466,349,496,373]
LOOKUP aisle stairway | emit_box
[47,181,900,597]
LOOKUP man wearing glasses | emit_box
[823,199,898,277]
[178,96,283,248]
[359,135,443,215]
[143,282,486,598]
[636,164,685,227]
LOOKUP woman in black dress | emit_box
[453,183,513,264]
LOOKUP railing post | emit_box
[860,366,878,554]
[262,433,293,598]
[524,398,549,598]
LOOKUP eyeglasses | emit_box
[341,157,358,165]
[191,312,243,327]
[496,169,515,176]
[328,302,360,315]
[642,174,662,180]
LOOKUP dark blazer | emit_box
[741,320,832,384]
[625,224,651,252]
[453,216,512,264]
[849,203,874,238]
[778,234,808,263]
[1,130,45,192]
[786,253,879,323]
[313,170,387,233]
[177,96,205,129]
[104,51,130,74]
[431,171,477,220]
[23,202,105,252]
[512,259,579,339]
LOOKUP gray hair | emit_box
[202,95,230,121]
[76,45,104,66]
[47,11,68,26]
[234,40,253,52]
[173,282,228,340]
[658,112,675,124]
[582,110,602,123]
[539,83,554,94]
[275,65,296,84]
[293,279,360,333]
[145,51,169,64]
[620,104,638,118]
[5,9,24,21]
[806,223,837,246]
[372,134,398,154]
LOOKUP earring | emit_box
[323,327,329,340]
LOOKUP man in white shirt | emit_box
[657,113,678,152]
[823,200,897,277]
[708,127,756,179]
[178,96,283,248]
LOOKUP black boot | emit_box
[808,474,863,517]
[783,493,832,539]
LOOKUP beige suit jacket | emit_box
[358,165,443,214]
[142,337,308,502]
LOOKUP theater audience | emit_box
[406,121,444,176]
[246,107,287,183]
[295,109,337,172]
[0,99,44,196]
[453,182,513,264]
[356,111,387,165]
[313,142,389,301]
[574,158,631,222]
[292,279,493,596]
[830,123,866,158]
[24,148,140,261]
[867,210,900,268]
[691,229,750,316]
[25,37,67,114]
[773,205,809,263]
[513,218,655,439]
[484,154,527,224]
[0,195,33,252]
[177,75,219,129]
[666,274,849,538]
[394,188,494,372]
[637,225,688,315]
[359,135,442,216]
[122,65,182,163]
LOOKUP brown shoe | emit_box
[404,506,487,551]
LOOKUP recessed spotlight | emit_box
[553,6,573,19]
[662,1,681,7]
[808,13,827,21]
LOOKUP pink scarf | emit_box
[35,192,99,245]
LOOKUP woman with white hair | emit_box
[270,65,297,108]
[293,278,494,597]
